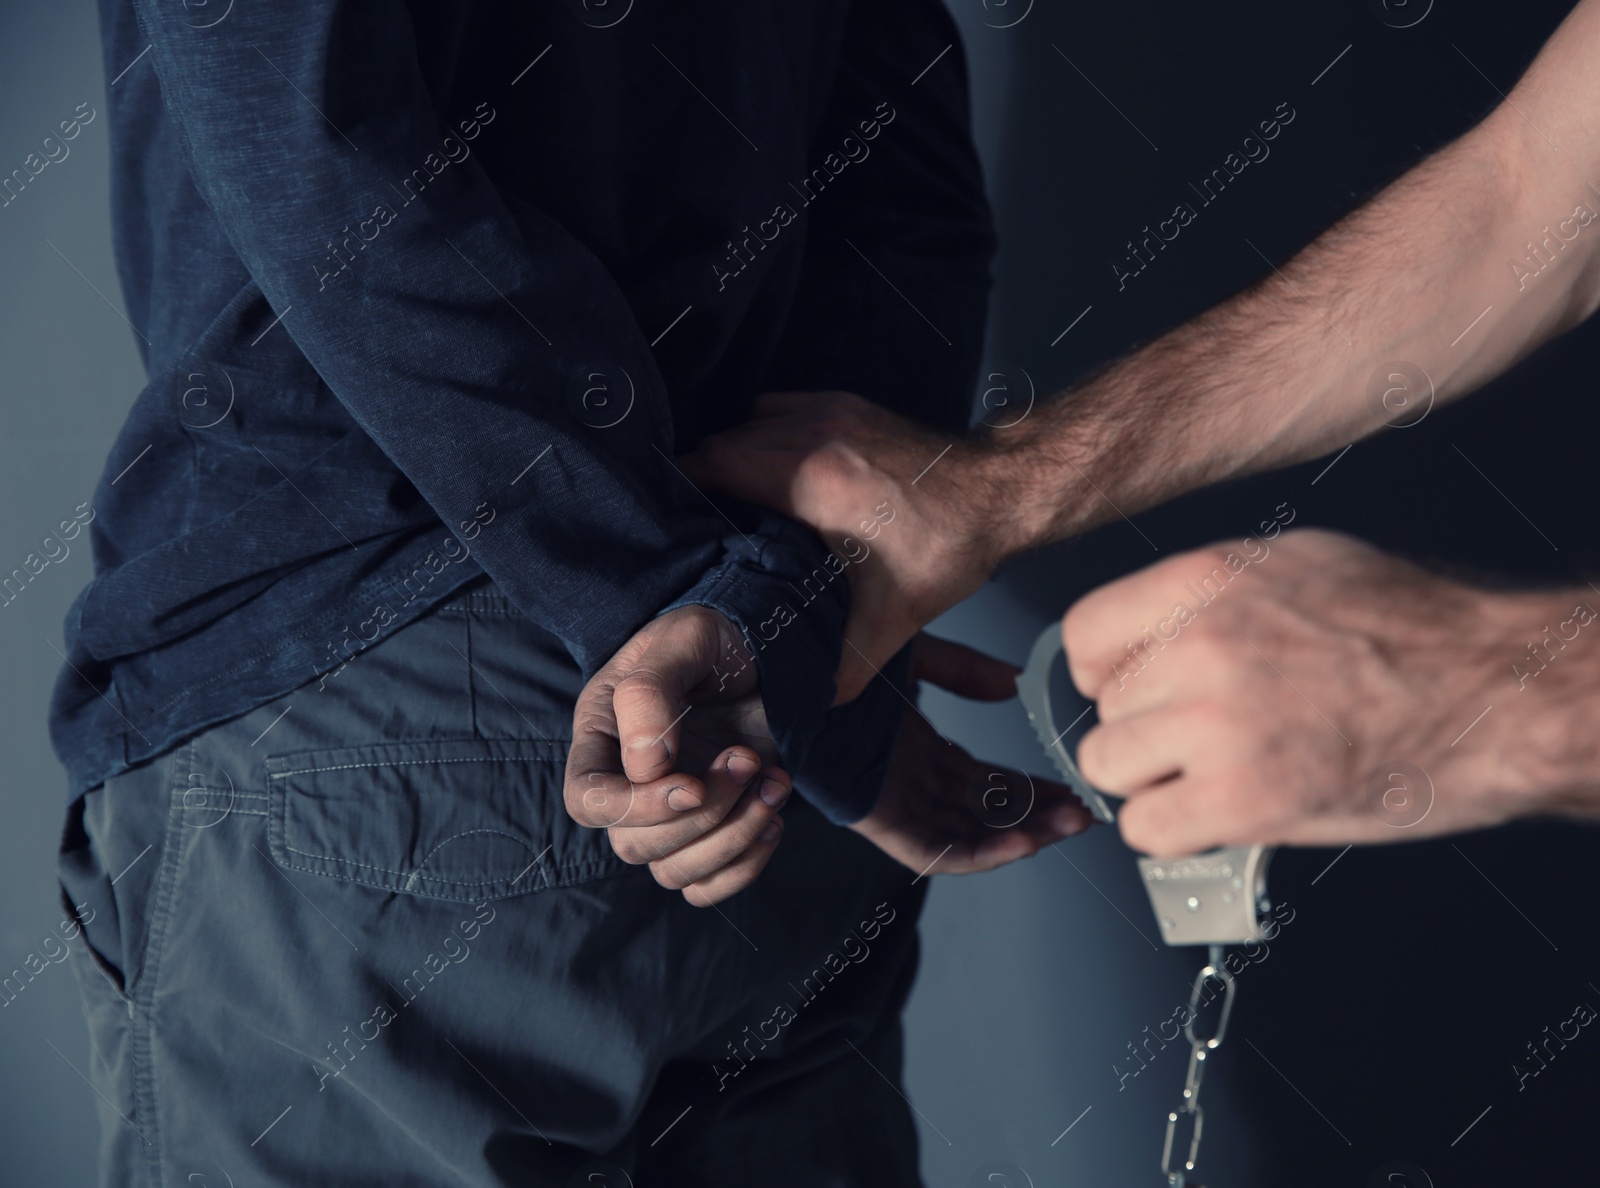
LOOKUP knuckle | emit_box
[613,669,668,703]
[562,782,591,825]
[649,857,689,890]
[793,444,854,490]
[1076,725,1111,784]
[607,829,651,866]
[687,800,728,835]
[1061,601,1094,654]
[681,883,717,909]
[578,782,634,829]
[741,811,779,849]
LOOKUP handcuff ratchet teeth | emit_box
[1017,623,1275,947]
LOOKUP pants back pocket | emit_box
[265,737,625,901]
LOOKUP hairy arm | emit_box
[690,0,1600,700]
[980,0,1600,554]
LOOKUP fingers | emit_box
[1119,773,1390,856]
[609,606,754,784]
[646,764,790,891]
[683,389,873,501]
[565,702,707,829]
[1026,778,1098,843]
[953,827,1040,873]
[606,747,773,859]
[906,756,1092,875]
[679,823,784,906]
[910,633,1020,701]
[564,608,734,828]
[680,423,802,511]
[1062,547,1236,700]
[1118,777,1253,857]
[612,637,705,786]
[964,765,1093,868]
[1077,704,1216,794]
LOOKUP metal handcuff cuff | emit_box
[1017,623,1276,1188]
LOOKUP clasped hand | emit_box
[562,607,1091,905]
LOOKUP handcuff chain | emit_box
[1161,943,1234,1187]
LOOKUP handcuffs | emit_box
[1017,623,1276,1187]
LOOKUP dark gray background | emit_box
[3,3,1596,1186]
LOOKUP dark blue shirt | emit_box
[50,0,993,822]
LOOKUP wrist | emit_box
[960,421,1080,567]
[1476,587,1600,819]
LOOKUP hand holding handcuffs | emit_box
[1018,624,1276,1188]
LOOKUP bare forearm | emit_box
[974,0,1600,556]
[1476,586,1600,822]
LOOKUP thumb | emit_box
[909,633,1020,702]
[678,434,797,515]
[611,609,725,784]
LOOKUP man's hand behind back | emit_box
[684,391,1010,704]
[850,634,1094,874]
[564,605,795,906]
[565,605,1093,904]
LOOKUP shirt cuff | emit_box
[663,511,901,823]
[793,643,910,824]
